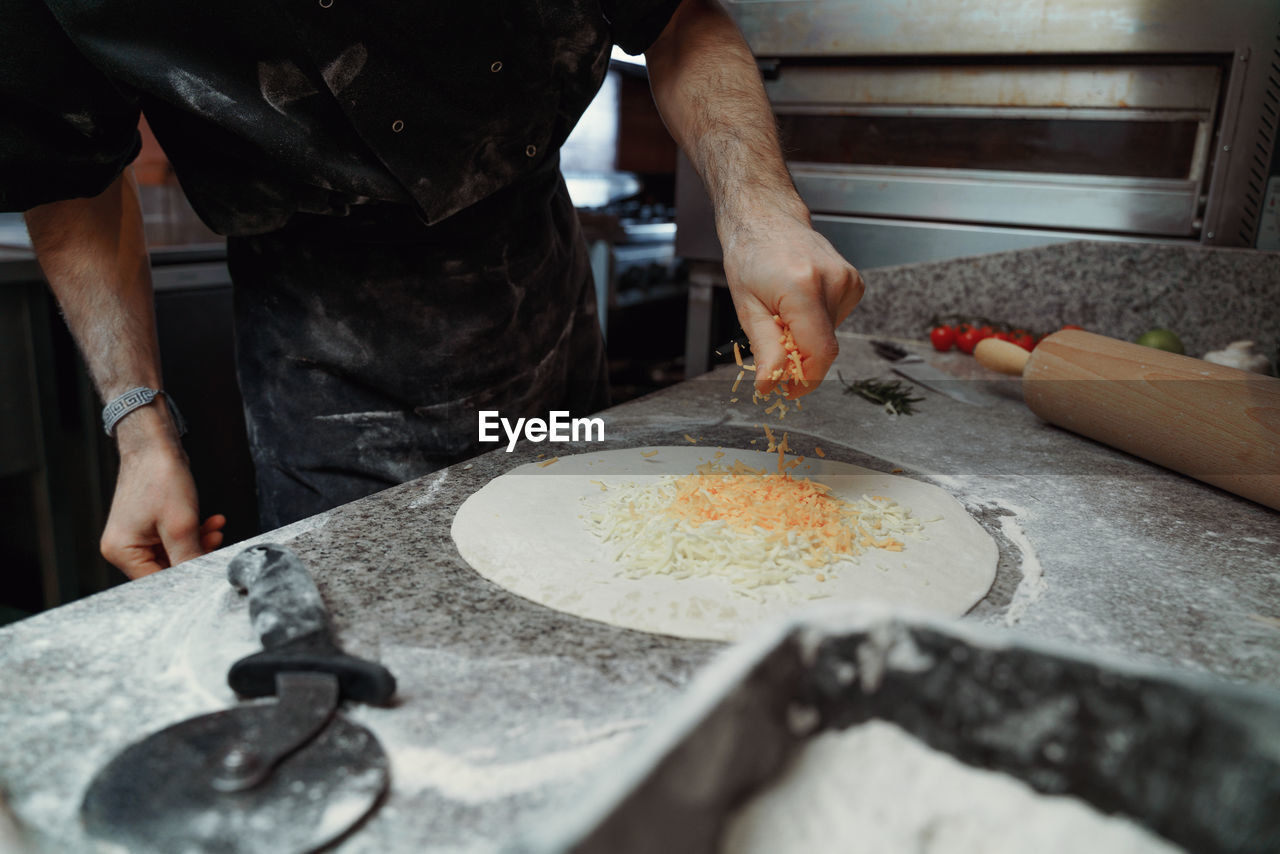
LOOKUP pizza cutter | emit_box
[81,544,397,854]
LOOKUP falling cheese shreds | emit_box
[814,446,826,458]
[641,450,659,458]
[584,459,923,593]
[538,457,559,468]
[730,397,739,403]
[734,341,744,366]
[732,370,746,393]
[589,480,608,491]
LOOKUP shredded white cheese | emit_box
[584,464,923,599]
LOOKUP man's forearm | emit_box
[644,1,864,394]
[645,0,808,247]
[24,170,180,452]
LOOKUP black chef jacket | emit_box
[0,0,682,231]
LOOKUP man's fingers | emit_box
[200,514,227,554]
[158,515,203,567]
[827,265,865,326]
[740,305,786,395]
[201,529,225,553]
[101,536,164,580]
[777,287,840,398]
[201,514,227,535]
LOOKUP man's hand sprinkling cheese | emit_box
[645,0,865,400]
[722,215,864,399]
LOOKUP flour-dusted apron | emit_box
[227,169,608,529]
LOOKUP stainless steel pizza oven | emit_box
[676,0,1280,268]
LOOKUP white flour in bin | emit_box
[719,721,1183,854]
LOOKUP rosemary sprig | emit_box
[838,372,925,416]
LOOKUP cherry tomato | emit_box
[956,327,982,355]
[993,331,1015,343]
[930,325,956,351]
[1061,324,1084,331]
[1015,333,1035,351]
[977,325,994,339]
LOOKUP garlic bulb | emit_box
[1202,341,1274,375]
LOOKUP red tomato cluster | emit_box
[929,322,1084,354]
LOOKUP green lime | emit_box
[1136,328,1185,354]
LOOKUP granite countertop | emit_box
[1,241,1278,852]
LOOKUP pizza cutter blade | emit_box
[80,544,397,854]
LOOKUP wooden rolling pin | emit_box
[974,330,1280,511]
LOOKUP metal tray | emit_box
[517,607,1280,854]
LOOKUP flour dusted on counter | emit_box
[720,721,1183,854]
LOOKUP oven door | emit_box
[676,0,1279,265]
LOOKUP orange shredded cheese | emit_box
[772,315,809,391]
[685,434,698,444]
[667,468,863,564]
[641,450,659,458]
[538,457,559,468]
[814,446,826,458]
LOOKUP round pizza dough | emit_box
[450,447,997,641]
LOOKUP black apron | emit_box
[227,166,608,528]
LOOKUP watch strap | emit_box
[102,387,188,438]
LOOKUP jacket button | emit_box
[318,0,333,7]
[392,120,405,133]
[525,144,537,157]
[490,61,503,73]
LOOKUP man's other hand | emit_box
[722,212,864,397]
[100,445,226,579]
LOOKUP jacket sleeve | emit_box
[600,0,685,55]
[0,0,140,211]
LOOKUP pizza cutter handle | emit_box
[227,544,397,705]
[228,543,332,649]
